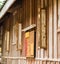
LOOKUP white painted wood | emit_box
[53,0,57,58]
[49,0,53,58]
[0,0,16,19]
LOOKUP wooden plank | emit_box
[57,29,60,32]
[49,0,53,58]
[58,0,60,28]
[36,0,41,58]
[35,60,37,64]
[26,0,30,27]
[17,24,22,50]
[41,0,44,8]
[12,14,16,45]
[22,24,36,32]
[46,62,50,64]
[41,49,44,58]
[58,0,60,59]
[44,50,47,58]
[57,33,60,58]
[53,0,57,58]
[54,62,59,64]
[40,61,43,64]
[43,61,47,64]
[40,0,45,59]
[29,0,32,25]
[29,30,35,57]
[6,31,10,52]
[37,49,40,58]
[18,60,20,64]
[51,62,54,64]
[46,0,49,58]
[40,9,47,49]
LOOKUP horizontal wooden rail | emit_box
[35,58,60,62]
[2,56,60,62]
[2,57,26,60]
[22,24,36,32]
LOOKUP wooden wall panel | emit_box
[2,0,60,64]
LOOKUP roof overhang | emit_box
[0,0,16,19]
[0,0,7,10]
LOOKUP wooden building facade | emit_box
[1,0,60,64]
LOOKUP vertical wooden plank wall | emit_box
[2,0,60,64]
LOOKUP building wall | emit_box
[2,0,60,64]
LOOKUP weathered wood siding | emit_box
[2,0,60,64]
